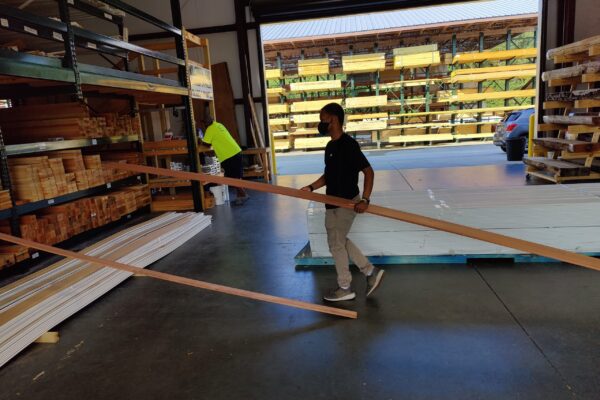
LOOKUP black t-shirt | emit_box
[324,133,371,209]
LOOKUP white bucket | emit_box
[210,186,225,205]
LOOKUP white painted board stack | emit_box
[307,184,600,257]
[0,212,211,367]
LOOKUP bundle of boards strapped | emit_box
[0,184,151,246]
[0,102,142,144]
[7,150,136,203]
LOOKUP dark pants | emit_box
[222,153,243,179]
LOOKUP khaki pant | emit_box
[325,198,373,288]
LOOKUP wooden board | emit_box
[451,63,537,77]
[394,51,441,69]
[104,162,600,274]
[541,62,600,82]
[523,157,591,177]
[347,113,388,121]
[298,58,330,76]
[342,53,386,73]
[290,98,343,113]
[267,103,289,114]
[289,80,341,92]
[442,89,536,103]
[534,138,600,153]
[292,113,321,124]
[452,48,537,64]
[393,44,438,56]
[450,69,536,83]
[376,78,448,90]
[546,34,600,60]
[345,120,387,132]
[345,95,388,109]
[265,69,283,79]
[269,117,290,126]
[390,105,533,119]
[543,115,600,126]
[210,63,240,144]
[293,137,330,149]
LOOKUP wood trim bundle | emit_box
[104,162,600,274]
[0,213,211,367]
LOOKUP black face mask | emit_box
[318,122,330,135]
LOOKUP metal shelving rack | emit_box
[0,0,213,239]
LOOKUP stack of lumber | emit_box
[345,95,388,109]
[393,44,441,69]
[342,53,386,73]
[265,68,283,79]
[452,48,537,64]
[267,104,289,115]
[289,80,341,92]
[0,103,141,144]
[306,184,600,259]
[0,245,29,269]
[0,212,212,367]
[525,34,600,183]
[450,64,537,83]
[0,190,12,210]
[7,150,137,203]
[0,184,151,246]
[291,98,343,113]
[298,58,330,76]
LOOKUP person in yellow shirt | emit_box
[201,115,249,205]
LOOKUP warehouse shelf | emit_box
[14,175,142,216]
[5,135,140,156]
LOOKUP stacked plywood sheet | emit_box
[298,58,330,76]
[342,53,386,73]
[0,103,141,144]
[307,184,600,258]
[0,212,212,367]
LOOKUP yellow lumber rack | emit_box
[289,80,341,92]
[452,48,537,64]
[342,53,386,73]
[298,58,330,76]
[290,98,343,112]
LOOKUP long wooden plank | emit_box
[533,138,600,153]
[450,69,536,83]
[390,105,533,118]
[543,115,600,126]
[0,233,357,319]
[289,80,341,92]
[442,89,536,103]
[452,48,537,64]
[546,34,600,60]
[104,163,600,274]
[541,62,600,81]
[451,63,537,77]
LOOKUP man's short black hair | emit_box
[321,103,345,125]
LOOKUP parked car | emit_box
[493,108,535,152]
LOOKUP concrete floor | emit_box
[1,158,600,399]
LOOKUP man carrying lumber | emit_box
[201,115,249,206]
[301,103,384,302]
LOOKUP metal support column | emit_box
[170,0,202,212]
[0,129,20,237]
[57,0,83,100]
[504,29,512,107]
[477,32,484,134]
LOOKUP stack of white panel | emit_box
[307,184,600,257]
[0,212,211,367]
